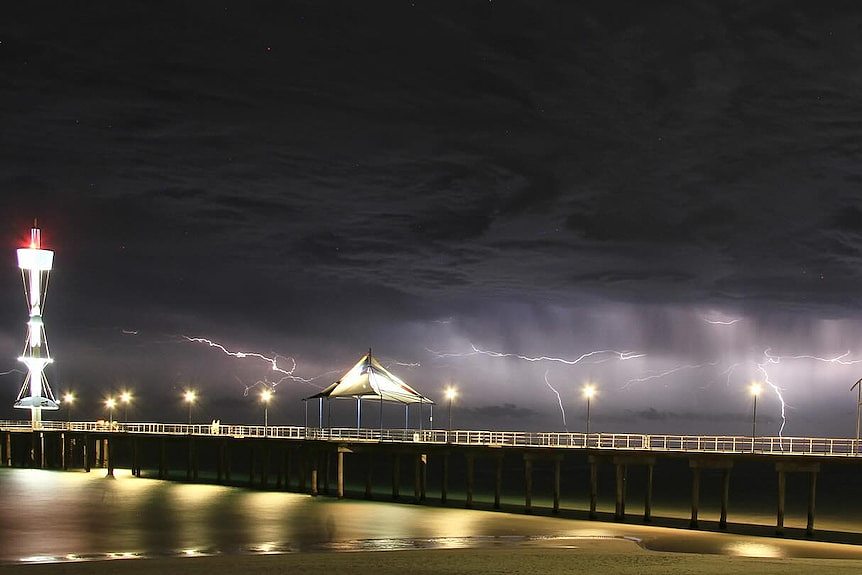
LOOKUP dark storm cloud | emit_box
[3,1,862,431]
[466,403,537,421]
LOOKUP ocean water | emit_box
[2,468,862,565]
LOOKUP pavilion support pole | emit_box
[217,440,225,484]
[494,455,502,510]
[323,449,331,495]
[248,444,256,486]
[441,453,449,504]
[193,439,199,481]
[420,454,427,501]
[83,434,91,473]
[61,432,68,471]
[4,432,11,467]
[310,451,319,497]
[299,448,307,493]
[414,453,422,503]
[466,453,475,509]
[157,438,165,479]
[105,437,114,478]
[720,469,730,529]
[132,438,140,477]
[337,449,345,499]
[261,443,269,488]
[186,437,193,481]
[391,453,400,500]
[645,464,654,523]
[807,470,818,536]
[553,456,561,514]
[365,453,373,499]
[776,469,786,534]
[41,433,48,468]
[614,463,626,521]
[690,467,701,529]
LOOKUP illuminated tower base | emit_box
[14,223,58,429]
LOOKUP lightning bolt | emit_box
[0,368,24,377]
[719,362,742,388]
[462,343,645,365]
[543,370,567,431]
[755,348,862,437]
[702,317,742,326]
[428,343,643,424]
[623,361,720,388]
[182,336,321,390]
[384,360,421,369]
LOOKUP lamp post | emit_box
[750,382,762,451]
[260,388,272,436]
[184,390,197,429]
[120,390,132,423]
[62,392,75,425]
[445,387,458,434]
[105,397,116,426]
[582,384,596,438]
[852,378,862,452]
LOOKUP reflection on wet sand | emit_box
[2,469,862,565]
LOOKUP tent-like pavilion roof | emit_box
[306,350,433,405]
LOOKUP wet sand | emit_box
[8,542,862,575]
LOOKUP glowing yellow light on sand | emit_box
[725,541,783,558]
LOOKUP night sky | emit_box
[2,1,862,436]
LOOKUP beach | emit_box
[9,543,862,575]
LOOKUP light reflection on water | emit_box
[1,469,862,565]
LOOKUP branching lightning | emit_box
[543,369,567,431]
[754,348,862,437]
[463,343,644,365]
[623,361,720,388]
[183,336,323,392]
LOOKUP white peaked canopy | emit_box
[307,350,434,405]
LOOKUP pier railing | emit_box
[0,420,859,457]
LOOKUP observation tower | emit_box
[14,222,58,428]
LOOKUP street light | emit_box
[445,387,458,433]
[260,388,273,435]
[120,390,133,423]
[583,384,596,436]
[105,397,116,425]
[852,378,862,452]
[184,390,197,427]
[750,382,762,450]
[62,391,75,424]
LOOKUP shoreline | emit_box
[4,468,862,568]
[8,544,862,575]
